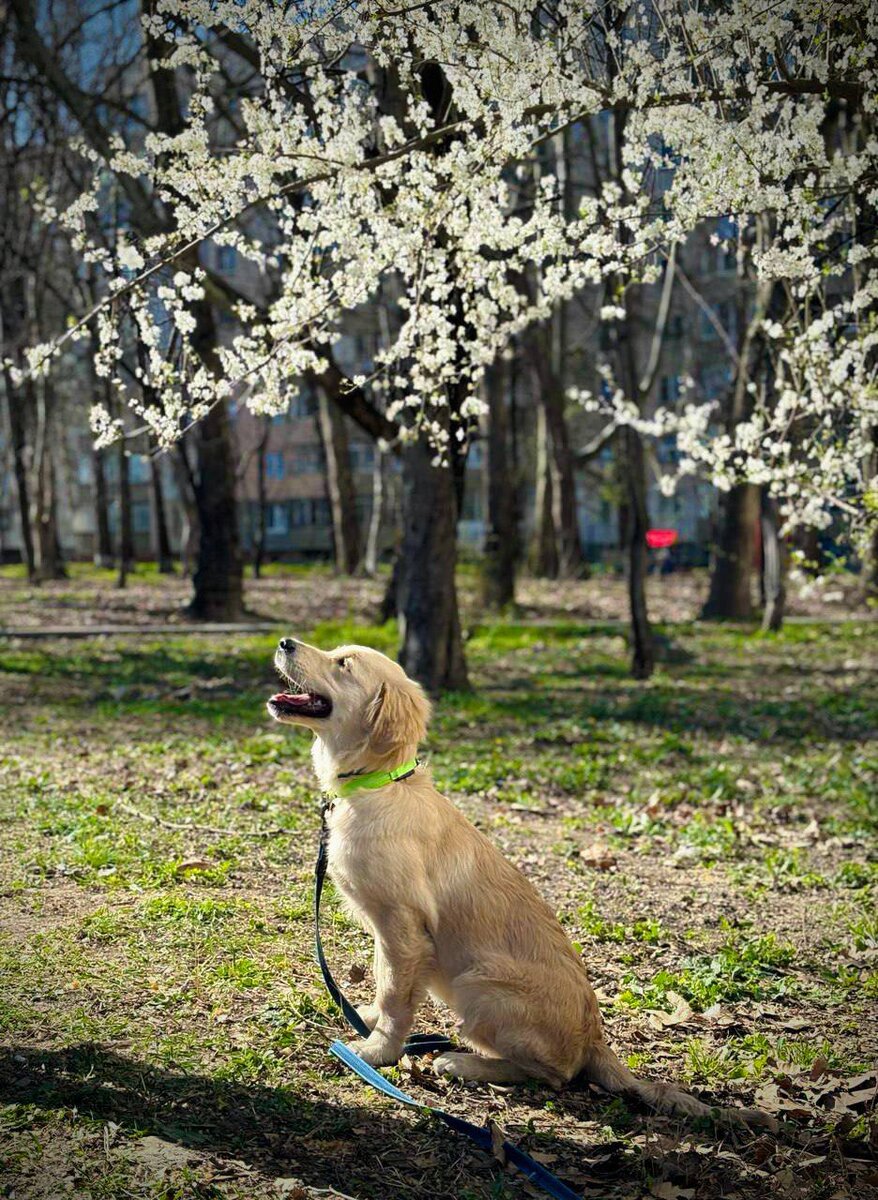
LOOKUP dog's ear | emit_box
[367,679,431,752]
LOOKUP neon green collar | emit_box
[332,758,419,800]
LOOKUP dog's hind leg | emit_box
[433,1051,533,1084]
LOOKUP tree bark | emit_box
[252,417,269,579]
[701,484,760,619]
[530,403,559,576]
[397,439,468,692]
[364,446,386,577]
[700,241,777,620]
[480,359,517,608]
[760,490,786,631]
[2,363,35,578]
[149,443,174,573]
[621,426,654,678]
[317,389,361,574]
[31,377,66,581]
[528,330,586,577]
[187,305,244,620]
[92,444,114,568]
[173,444,200,579]
[116,436,133,589]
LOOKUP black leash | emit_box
[313,803,584,1200]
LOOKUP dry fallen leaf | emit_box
[648,991,694,1028]
[580,843,617,870]
[809,1057,829,1082]
[176,858,213,872]
[651,1183,695,1199]
[488,1120,507,1166]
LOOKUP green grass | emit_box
[618,926,800,1012]
[0,595,876,1199]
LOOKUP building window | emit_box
[659,375,681,406]
[265,452,285,479]
[274,392,317,423]
[290,499,310,527]
[701,301,736,343]
[129,454,150,484]
[348,442,375,470]
[292,445,322,473]
[702,365,732,400]
[216,244,237,273]
[267,503,289,534]
[658,434,680,464]
[666,313,685,339]
[290,498,331,526]
[132,503,151,533]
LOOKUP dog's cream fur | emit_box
[269,638,774,1127]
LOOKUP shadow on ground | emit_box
[0,1044,614,1199]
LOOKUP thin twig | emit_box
[116,800,290,839]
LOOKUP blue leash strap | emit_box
[316,810,584,1200]
[330,1041,583,1200]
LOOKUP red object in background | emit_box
[646,528,678,549]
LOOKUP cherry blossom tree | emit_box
[9,0,877,683]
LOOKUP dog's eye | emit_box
[336,657,348,668]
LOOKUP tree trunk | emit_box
[528,330,586,577]
[760,490,786,631]
[701,484,759,619]
[621,427,654,678]
[187,304,243,621]
[252,417,269,579]
[173,444,200,579]
[33,451,66,581]
[364,446,386,577]
[317,389,361,574]
[530,403,559,576]
[397,440,468,692]
[149,444,174,573]
[866,523,878,602]
[2,364,35,578]
[380,552,400,624]
[92,444,114,568]
[116,437,133,589]
[480,360,516,608]
[31,378,66,581]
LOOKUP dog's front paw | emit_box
[356,1003,380,1032]
[345,1035,402,1067]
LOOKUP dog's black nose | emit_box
[278,638,296,653]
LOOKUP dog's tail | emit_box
[580,1041,777,1131]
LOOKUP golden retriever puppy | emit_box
[268,637,774,1128]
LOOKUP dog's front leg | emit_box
[347,909,431,1067]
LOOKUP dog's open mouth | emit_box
[268,691,333,718]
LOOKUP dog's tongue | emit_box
[270,692,312,704]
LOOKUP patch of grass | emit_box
[682,1032,858,1083]
[1,600,876,1200]
[207,956,274,989]
[848,912,878,951]
[574,899,668,945]
[78,907,125,942]
[835,861,878,889]
[618,926,798,1011]
[139,896,252,924]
